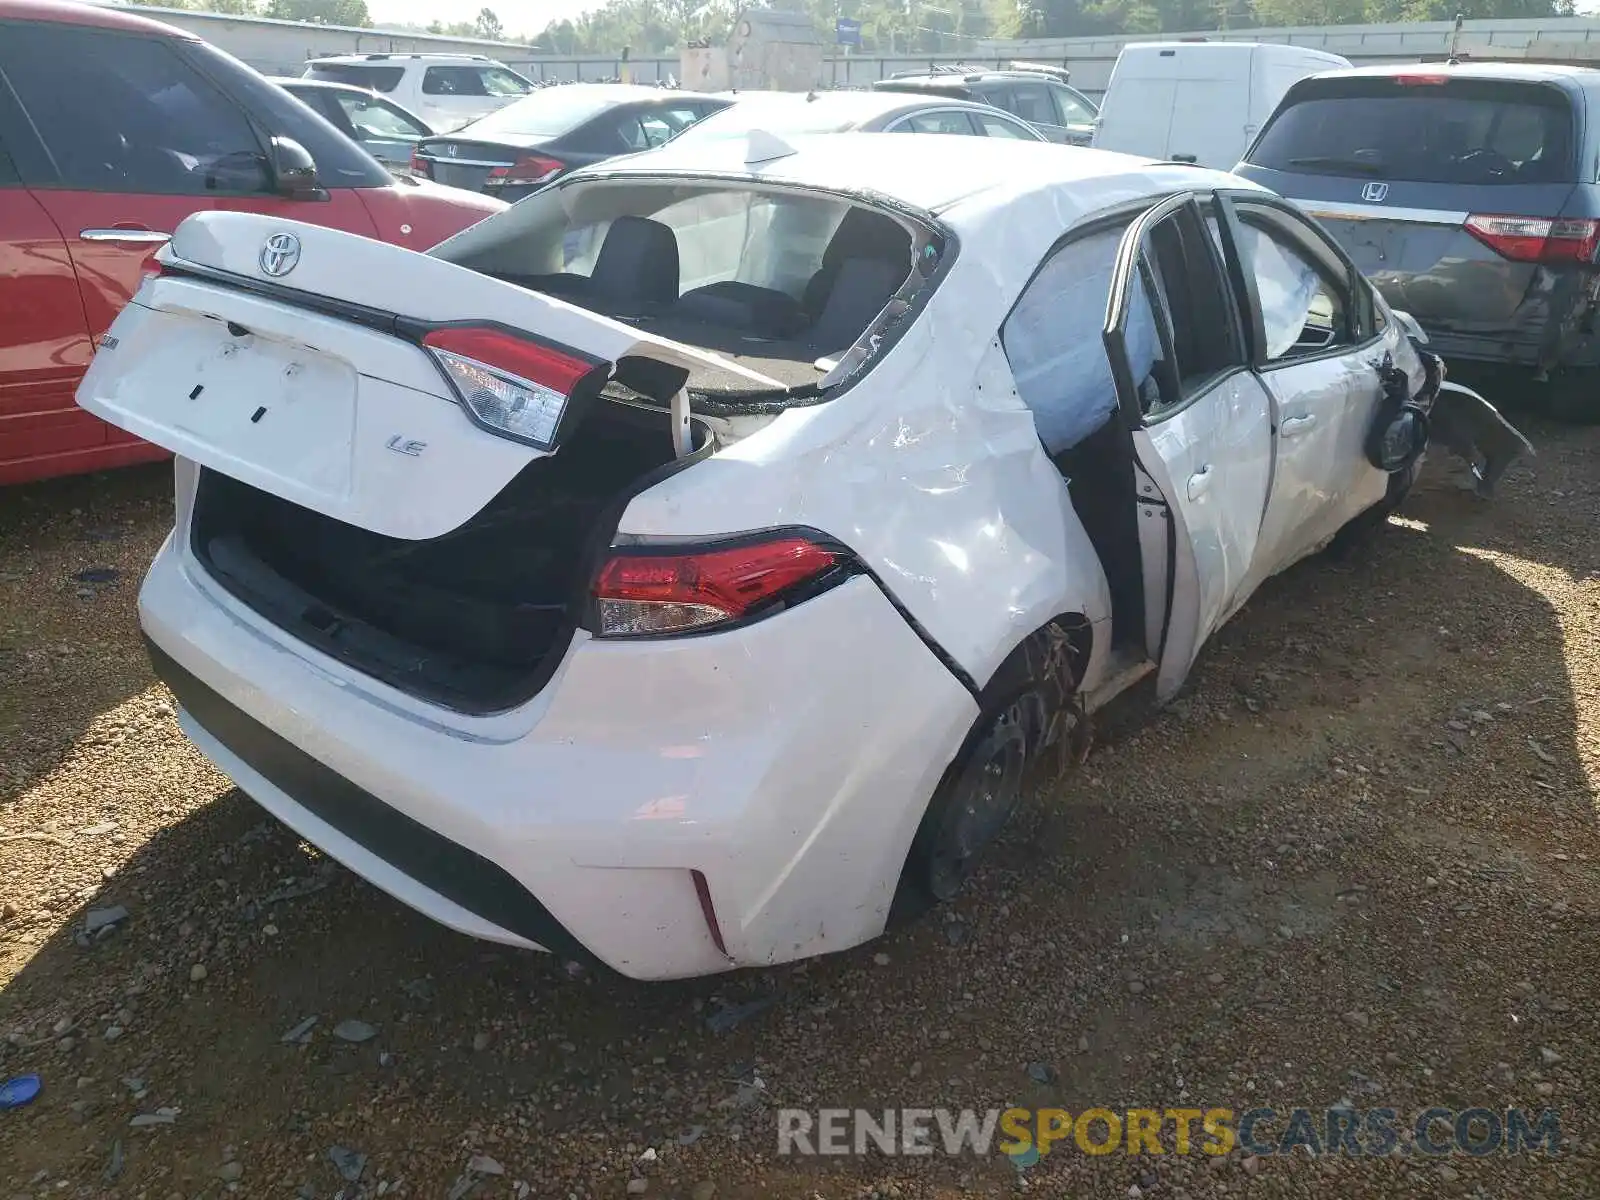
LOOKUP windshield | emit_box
[465,88,626,137]
[1248,77,1575,185]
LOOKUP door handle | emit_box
[1281,414,1318,438]
[80,228,171,244]
[1187,465,1213,501]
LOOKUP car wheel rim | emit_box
[926,703,1028,903]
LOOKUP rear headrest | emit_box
[824,207,913,267]
[591,215,680,306]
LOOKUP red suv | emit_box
[0,0,506,486]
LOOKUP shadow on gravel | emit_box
[0,445,1594,1196]
[0,463,173,814]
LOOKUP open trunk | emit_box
[191,396,696,714]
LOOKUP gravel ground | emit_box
[1,421,1597,1200]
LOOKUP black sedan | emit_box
[411,84,730,200]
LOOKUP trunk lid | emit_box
[76,211,774,540]
[415,138,518,192]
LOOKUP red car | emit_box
[0,0,506,486]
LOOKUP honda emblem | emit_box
[1361,181,1390,203]
[259,232,301,278]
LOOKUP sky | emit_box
[365,0,596,37]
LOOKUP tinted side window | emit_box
[0,134,17,186]
[985,81,1055,126]
[1131,206,1246,420]
[341,95,429,139]
[1049,85,1096,124]
[638,105,706,146]
[1235,213,1351,362]
[976,112,1036,139]
[479,67,532,96]
[190,42,391,188]
[0,25,271,195]
[306,64,405,93]
[900,111,979,136]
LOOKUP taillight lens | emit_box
[593,535,848,637]
[485,154,565,189]
[1394,73,1449,86]
[1465,214,1600,265]
[409,146,432,178]
[421,326,599,448]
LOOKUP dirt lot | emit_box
[1,421,1597,1200]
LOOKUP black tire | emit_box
[889,693,1033,925]
[1543,369,1600,425]
[1326,457,1420,560]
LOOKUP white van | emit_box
[1091,41,1351,169]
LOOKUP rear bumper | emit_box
[139,531,977,980]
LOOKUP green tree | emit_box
[264,0,371,26]
[474,6,504,38]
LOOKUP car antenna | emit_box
[1446,12,1464,65]
[744,129,797,165]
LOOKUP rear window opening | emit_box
[1247,77,1576,185]
[190,398,710,714]
[439,180,943,397]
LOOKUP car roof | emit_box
[580,130,1256,221]
[273,76,373,95]
[0,0,194,36]
[503,82,703,107]
[710,89,1009,125]
[308,53,501,65]
[1310,61,1600,89]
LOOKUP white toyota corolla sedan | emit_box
[77,133,1514,980]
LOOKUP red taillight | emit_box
[420,326,597,447]
[139,247,168,279]
[593,535,845,636]
[1465,214,1600,265]
[485,154,565,189]
[409,146,431,178]
[421,327,593,393]
[1394,72,1449,86]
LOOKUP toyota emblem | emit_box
[259,231,301,277]
[1361,181,1390,203]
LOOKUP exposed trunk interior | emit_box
[190,398,699,714]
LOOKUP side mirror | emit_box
[271,136,326,201]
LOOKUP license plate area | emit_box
[122,308,358,498]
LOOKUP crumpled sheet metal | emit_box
[618,166,1224,689]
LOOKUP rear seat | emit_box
[516,207,914,353]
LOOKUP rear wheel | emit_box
[1326,456,1420,560]
[1543,368,1600,424]
[890,695,1033,922]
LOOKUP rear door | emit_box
[1238,74,1581,334]
[1103,193,1274,698]
[1218,193,1390,580]
[0,119,98,483]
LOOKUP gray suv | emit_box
[1235,63,1600,421]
